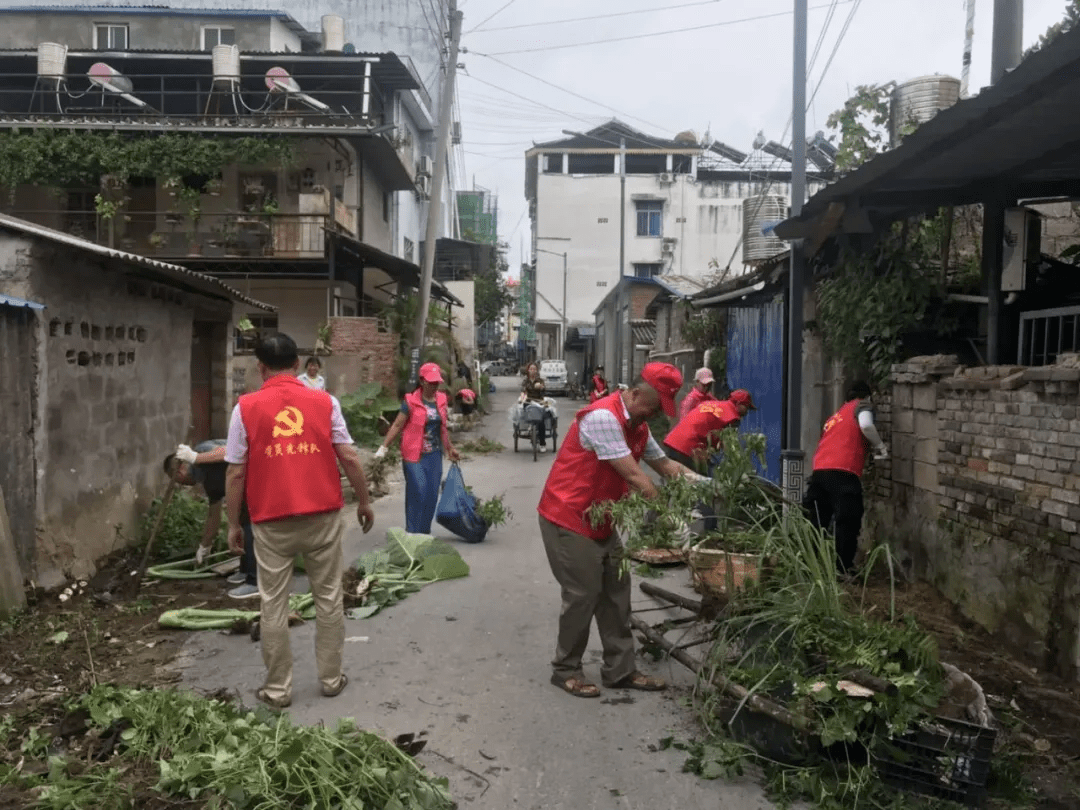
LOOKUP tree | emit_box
[1027,0,1080,56]
[825,83,894,173]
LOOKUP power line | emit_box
[461,72,608,132]
[464,0,522,35]
[476,2,853,56]
[467,0,728,33]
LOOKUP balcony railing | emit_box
[12,210,334,260]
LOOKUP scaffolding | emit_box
[456,186,498,246]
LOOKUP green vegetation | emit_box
[338,382,401,448]
[139,490,224,562]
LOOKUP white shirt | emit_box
[298,373,326,391]
[225,392,351,464]
[578,398,666,462]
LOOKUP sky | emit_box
[450,0,1071,277]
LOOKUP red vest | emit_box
[812,399,868,477]
[399,390,450,463]
[664,399,740,456]
[678,387,715,421]
[238,375,344,523]
[537,393,650,540]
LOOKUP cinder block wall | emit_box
[866,356,1080,680]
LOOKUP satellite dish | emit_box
[342,43,356,54]
[88,62,148,107]
[265,66,329,112]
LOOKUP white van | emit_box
[539,360,568,395]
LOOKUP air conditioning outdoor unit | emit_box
[658,172,674,184]
[418,155,433,176]
[661,237,676,254]
[416,174,431,197]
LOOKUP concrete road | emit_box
[175,377,776,810]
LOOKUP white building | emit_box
[524,120,830,362]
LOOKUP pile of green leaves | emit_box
[475,494,512,528]
[458,437,504,456]
[339,382,401,447]
[0,684,452,809]
[348,528,470,619]
[140,490,224,562]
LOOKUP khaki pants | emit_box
[539,516,636,685]
[253,509,346,702]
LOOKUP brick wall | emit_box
[866,355,1080,679]
[327,317,399,395]
[630,286,660,320]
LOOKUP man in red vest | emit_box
[802,381,888,574]
[538,362,698,698]
[677,367,717,421]
[664,389,756,471]
[224,333,375,709]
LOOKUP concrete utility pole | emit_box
[990,0,1023,85]
[619,137,626,279]
[782,0,808,506]
[411,1,463,374]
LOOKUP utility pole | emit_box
[782,0,808,506]
[990,0,1022,84]
[619,137,626,278]
[561,251,568,360]
[411,1,463,377]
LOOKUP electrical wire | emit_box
[475,2,853,56]
[464,0,523,35]
[467,0,728,33]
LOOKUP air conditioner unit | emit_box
[1002,207,1040,292]
[415,174,431,197]
[658,172,674,184]
[418,155,433,176]
[661,237,677,254]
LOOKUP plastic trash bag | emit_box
[436,462,488,543]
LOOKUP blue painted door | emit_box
[726,300,785,483]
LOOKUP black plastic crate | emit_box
[872,716,996,807]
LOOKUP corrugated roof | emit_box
[631,319,656,346]
[530,119,698,153]
[0,293,45,310]
[0,213,274,311]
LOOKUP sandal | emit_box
[323,673,348,698]
[604,672,667,691]
[550,674,600,698]
[255,687,291,709]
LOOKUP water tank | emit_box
[742,195,788,262]
[212,44,240,85]
[322,15,345,52]
[37,42,68,82]
[890,75,961,145]
[88,62,133,94]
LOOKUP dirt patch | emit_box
[850,576,1080,808]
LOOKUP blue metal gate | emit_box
[726,299,785,484]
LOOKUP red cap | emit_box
[418,362,444,383]
[730,389,756,410]
[641,362,683,417]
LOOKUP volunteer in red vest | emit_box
[664,389,756,471]
[375,363,461,533]
[537,362,698,698]
[588,365,609,403]
[678,367,718,421]
[802,381,888,574]
[224,333,375,710]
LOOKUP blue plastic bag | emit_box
[436,463,488,543]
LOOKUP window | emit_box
[202,26,236,50]
[635,200,663,237]
[542,154,564,174]
[94,24,129,49]
[235,314,278,352]
[633,263,663,278]
[64,190,98,239]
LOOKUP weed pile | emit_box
[339,382,401,448]
[139,490,224,562]
[0,685,453,809]
[458,437,505,456]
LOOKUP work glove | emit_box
[374,446,388,460]
[195,543,211,565]
[874,445,889,461]
[175,444,198,465]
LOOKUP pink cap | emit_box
[418,362,444,384]
[694,367,715,385]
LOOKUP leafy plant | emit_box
[338,382,400,447]
[476,494,512,528]
[139,490,224,562]
[458,437,504,456]
[826,83,894,174]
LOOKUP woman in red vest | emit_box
[588,365,608,403]
[802,381,889,573]
[376,363,461,533]
[663,389,755,471]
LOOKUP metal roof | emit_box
[776,25,1080,239]
[530,120,699,154]
[0,293,45,310]
[631,319,656,347]
[0,213,274,311]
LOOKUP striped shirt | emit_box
[578,399,665,462]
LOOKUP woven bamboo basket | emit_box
[688,538,763,598]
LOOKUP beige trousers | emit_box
[253,509,346,702]
[539,516,636,685]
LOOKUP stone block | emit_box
[912,385,937,412]
[913,461,940,493]
[1051,487,1080,505]
[893,455,914,486]
[892,409,915,434]
[892,384,913,409]
[913,410,937,440]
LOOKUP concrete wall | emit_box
[442,280,475,361]
[0,231,235,583]
[866,355,1080,680]
[0,10,290,51]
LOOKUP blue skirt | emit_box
[403,450,443,534]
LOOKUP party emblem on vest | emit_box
[272,406,305,438]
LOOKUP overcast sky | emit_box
[452,0,1070,276]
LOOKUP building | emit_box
[524,119,830,364]
[0,212,271,587]
[0,5,461,383]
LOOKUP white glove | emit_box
[374,446,388,459]
[874,445,889,461]
[195,544,211,565]
[692,473,712,484]
[175,444,198,465]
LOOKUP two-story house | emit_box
[0,5,459,384]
